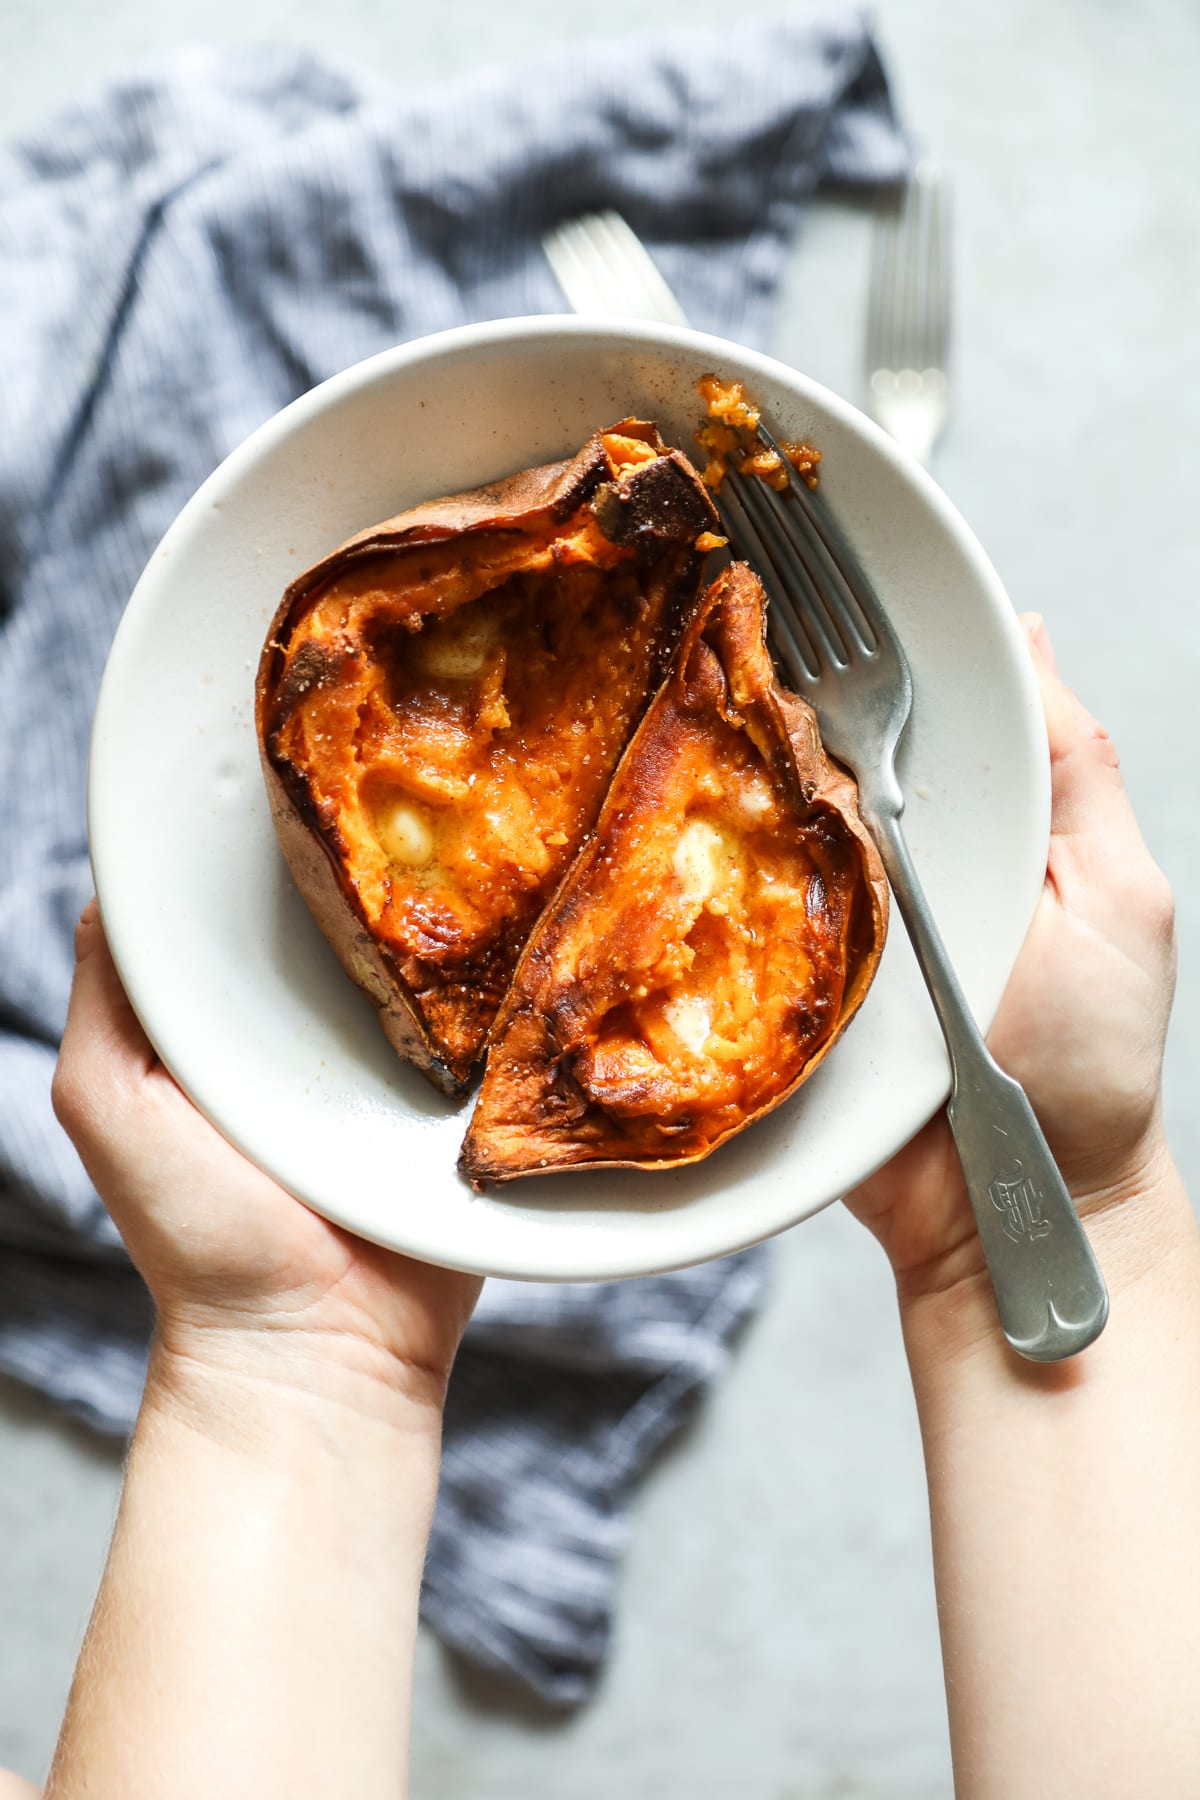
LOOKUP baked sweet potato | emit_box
[459,560,888,1182]
[695,372,821,492]
[256,424,717,1096]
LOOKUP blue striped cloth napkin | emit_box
[0,17,907,1702]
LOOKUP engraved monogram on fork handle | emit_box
[725,423,1110,1365]
[863,789,1110,1361]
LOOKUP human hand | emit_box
[52,903,482,1416]
[845,614,1178,1323]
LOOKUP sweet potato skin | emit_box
[256,425,717,1096]
[259,749,457,1086]
[459,561,889,1177]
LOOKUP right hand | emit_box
[845,614,1178,1312]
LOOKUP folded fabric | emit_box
[0,17,907,1703]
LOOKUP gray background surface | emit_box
[2,1,1198,1794]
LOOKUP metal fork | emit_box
[543,210,1108,1358]
[543,210,683,327]
[718,444,1108,1362]
[543,211,689,328]
[865,163,950,467]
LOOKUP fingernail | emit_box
[1024,612,1060,678]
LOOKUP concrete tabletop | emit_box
[2,1,1197,1793]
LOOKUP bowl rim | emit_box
[90,314,1048,1280]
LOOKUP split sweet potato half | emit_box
[256,424,717,1096]
[459,560,889,1182]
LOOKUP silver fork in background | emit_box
[718,444,1108,1362]
[865,163,950,467]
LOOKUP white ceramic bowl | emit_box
[89,316,1048,1281]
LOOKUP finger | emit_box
[1020,614,1129,845]
[68,903,155,1067]
[0,1770,43,1800]
[1020,617,1173,939]
[1024,609,1059,677]
[54,903,157,1140]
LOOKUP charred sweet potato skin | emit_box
[460,562,888,1178]
[256,425,717,1095]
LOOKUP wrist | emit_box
[143,1322,448,1467]
[898,1136,1195,1377]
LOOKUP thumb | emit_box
[53,900,158,1149]
[1021,615,1169,934]
[1022,613,1127,844]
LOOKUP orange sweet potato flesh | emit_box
[459,561,888,1181]
[256,423,717,1096]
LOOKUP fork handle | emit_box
[864,803,1109,1362]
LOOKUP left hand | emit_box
[52,901,481,1412]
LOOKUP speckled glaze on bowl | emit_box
[89,317,1048,1281]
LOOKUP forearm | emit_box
[46,1338,442,1800]
[903,1161,1200,1799]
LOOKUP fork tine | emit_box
[866,187,902,377]
[902,164,948,373]
[742,472,878,663]
[897,175,924,374]
[590,214,649,314]
[601,219,661,320]
[716,479,821,685]
[712,482,827,684]
[866,163,950,375]
[913,172,935,371]
[544,221,609,314]
[545,214,639,317]
[921,167,950,371]
[756,422,899,658]
[728,472,859,671]
[740,458,880,662]
[592,213,690,327]
[551,211,689,328]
